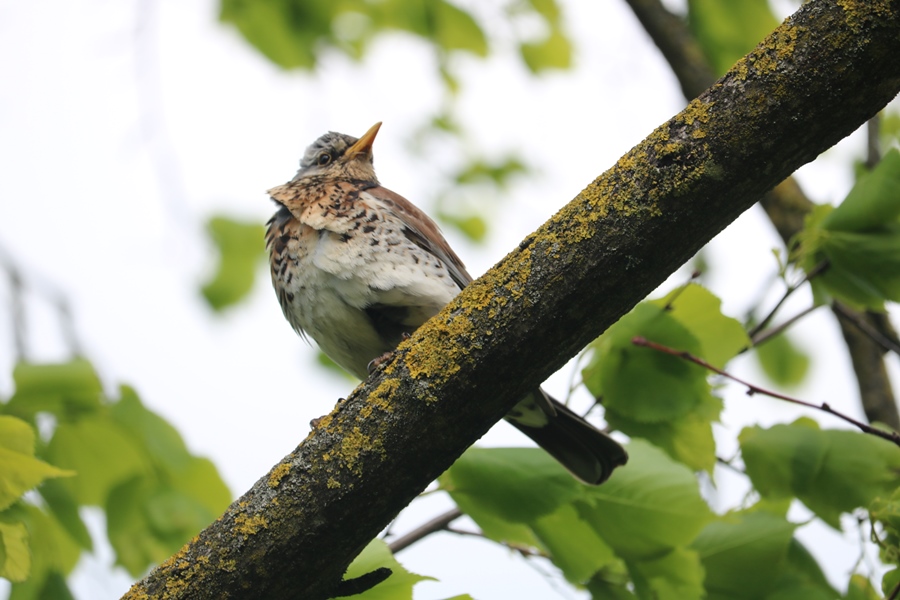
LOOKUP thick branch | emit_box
[123,2,900,598]
[625,0,900,429]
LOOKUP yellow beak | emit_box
[344,122,382,160]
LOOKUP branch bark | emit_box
[625,0,900,429]
[123,1,900,598]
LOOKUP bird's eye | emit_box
[317,152,332,166]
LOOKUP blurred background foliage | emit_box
[3,0,900,598]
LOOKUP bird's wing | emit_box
[364,184,474,290]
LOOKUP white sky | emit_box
[1,0,897,598]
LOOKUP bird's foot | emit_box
[367,351,394,374]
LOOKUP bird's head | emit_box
[291,122,382,184]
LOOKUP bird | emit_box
[265,122,628,484]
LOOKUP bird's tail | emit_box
[506,391,628,485]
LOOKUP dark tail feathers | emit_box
[509,397,628,485]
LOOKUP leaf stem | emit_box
[747,260,828,339]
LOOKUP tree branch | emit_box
[624,0,900,430]
[122,2,900,598]
[387,507,464,553]
[633,336,900,447]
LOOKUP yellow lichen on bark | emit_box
[837,0,894,32]
[233,513,268,537]
[268,462,291,488]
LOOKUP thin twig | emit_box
[662,269,702,311]
[387,507,463,553]
[716,456,746,476]
[832,302,900,356]
[0,252,27,361]
[632,337,900,447]
[747,260,829,339]
[0,240,86,359]
[750,304,820,347]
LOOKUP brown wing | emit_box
[265,205,310,340]
[363,184,474,290]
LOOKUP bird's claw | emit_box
[367,350,395,374]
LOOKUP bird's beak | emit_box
[344,122,382,161]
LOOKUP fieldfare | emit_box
[265,122,628,484]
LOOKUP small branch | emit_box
[0,239,89,361]
[750,304,820,347]
[387,507,463,553]
[623,0,716,99]
[0,250,28,361]
[716,456,746,476]
[632,337,900,447]
[832,302,900,356]
[662,269,702,311]
[747,260,828,339]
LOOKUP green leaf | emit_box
[650,284,751,368]
[870,487,900,536]
[587,576,639,600]
[344,538,434,600]
[520,25,572,72]
[219,0,328,70]
[37,479,92,551]
[0,520,30,582]
[441,447,580,524]
[605,394,722,473]
[453,156,528,188]
[740,419,900,528]
[692,511,796,600]
[431,0,487,56]
[795,151,900,309]
[103,390,229,576]
[110,386,193,471]
[584,303,709,424]
[753,330,810,388]
[583,285,743,471]
[525,0,561,22]
[882,568,900,598]
[822,148,900,232]
[200,215,266,311]
[8,504,82,589]
[575,441,714,560]
[687,0,779,75]
[810,228,900,309]
[882,110,900,146]
[5,360,103,420]
[166,457,231,518]
[444,490,538,547]
[0,416,73,511]
[45,416,149,506]
[530,503,616,583]
[377,0,429,37]
[35,571,76,600]
[845,574,881,600]
[765,538,839,600]
[106,477,183,576]
[628,547,705,600]
[437,210,488,243]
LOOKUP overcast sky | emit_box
[1,0,897,598]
